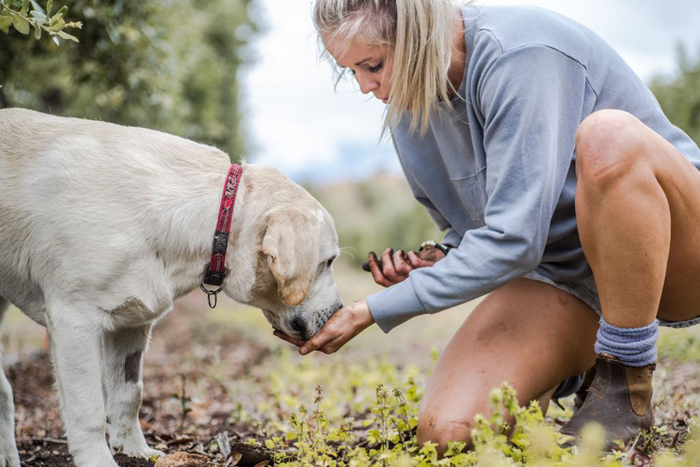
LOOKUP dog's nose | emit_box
[290,316,308,337]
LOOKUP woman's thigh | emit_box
[417,277,598,450]
[643,132,700,321]
[576,110,700,322]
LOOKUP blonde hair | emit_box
[314,0,465,135]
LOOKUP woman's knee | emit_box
[575,109,647,184]
[417,408,475,455]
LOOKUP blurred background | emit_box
[1,0,700,354]
[2,0,700,273]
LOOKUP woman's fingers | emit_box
[381,248,409,283]
[367,246,445,285]
[273,330,305,347]
[300,324,339,355]
[300,309,347,355]
[393,250,414,275]
[300,300,375,355]
[416,245,447,263]
[300,314,350,355]
[407,250,438,268]
[380,248,397,278]
[318,336,349,355]
[406,251,437,269]
[368,252,394,287]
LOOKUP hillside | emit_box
[306,174,443,266]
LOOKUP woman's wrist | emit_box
[420,240,454,256]
[354,299,375,329]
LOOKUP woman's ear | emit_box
[261,207,321,306]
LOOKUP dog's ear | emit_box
[261,207,321,306]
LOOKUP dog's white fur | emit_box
[0,109,342,467]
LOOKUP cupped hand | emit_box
[273,330,305,347]
[366,246,445,287]
[287,299,375,355]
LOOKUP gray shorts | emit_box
[523,269,700,399]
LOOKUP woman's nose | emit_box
[356,75,379,95]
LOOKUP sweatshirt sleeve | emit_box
[441,227,462,249]
[400,161,464,246]
[367,46,588,332]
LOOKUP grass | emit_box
[3,257,700,465]
[658,326,700,362]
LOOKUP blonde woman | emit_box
[275,0,700,452]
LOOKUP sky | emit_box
[239,0,700,185]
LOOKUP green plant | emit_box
[236,348,700,466]
[0,0,81,42]
[0,0,255,161]
[198,311,700,466]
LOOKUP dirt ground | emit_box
[5,285,700,466]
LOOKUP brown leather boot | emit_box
[560,354,655,449]
[572,363,596,415]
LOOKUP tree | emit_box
[0,0,256,160]
[650,43,700,144]
[0,0,81,42]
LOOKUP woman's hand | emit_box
[280,299,375,355]
[366,245,446,287]
[273,331,305,348]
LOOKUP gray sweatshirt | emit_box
[366,5,700,332]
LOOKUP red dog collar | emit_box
[200,164,243,308]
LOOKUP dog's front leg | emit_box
[0,357,20,467]
[102,324,163,460]
[46,311,118,467]
[0,297,21,467]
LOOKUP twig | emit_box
[623,433,643,464]
[31,436,68,444]
[671,429,682,448]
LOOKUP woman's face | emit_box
[324,35,394,104]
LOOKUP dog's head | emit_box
[258,205,342,339]
[227,181,341,340]
[219,165,342,340]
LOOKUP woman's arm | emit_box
[367,45,589,332]
[290,46,590,352]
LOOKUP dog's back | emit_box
[0,108,231,179]
[0,109,232,320]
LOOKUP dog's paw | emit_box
[109,423,164,460]
[72,451,120,467]
[0,438,21,467]
[0,453,21,467]
[118,444,165,460]
[110,435,164,460]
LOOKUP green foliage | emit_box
[657,327,700,362]
[0,0,255,160]
[650,43,700,144]
[0,0,81,42]
[205,337,700,466]
[257,376,700,466]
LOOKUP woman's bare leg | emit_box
[575,109,700,326]
[563,109,700,445]
[417,278,598,454]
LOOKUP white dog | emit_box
[0,108,342,467]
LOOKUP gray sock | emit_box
[594,316,658,367]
